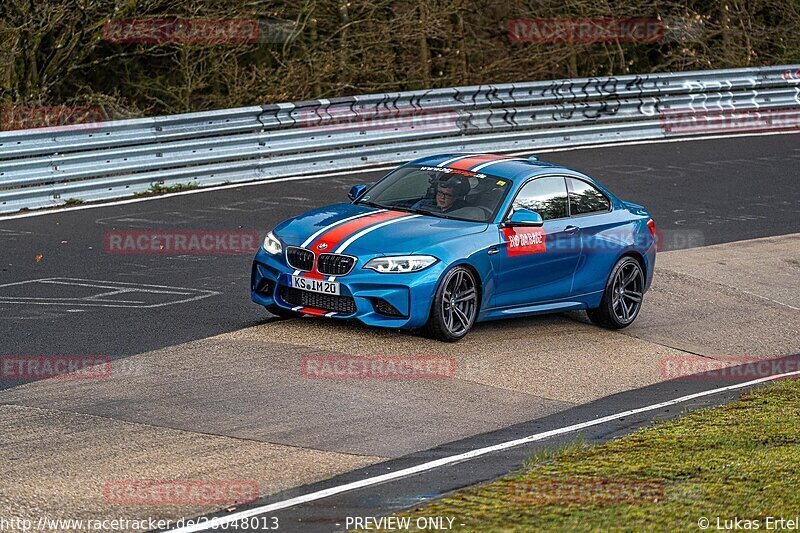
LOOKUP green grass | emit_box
[133,182,199,197]
[63,198,84,205]
[390,379,800,532]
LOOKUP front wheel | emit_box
[423,266,479,342]
[587,256,645,329]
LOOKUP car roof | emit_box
[406,153,581,182]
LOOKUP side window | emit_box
[512,177,568,220]
[567,177,611,215]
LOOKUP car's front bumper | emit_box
[250,248,444,329]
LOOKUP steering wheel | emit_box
[449,205,493,222]
[475,206,493,220]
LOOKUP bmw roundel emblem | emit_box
[317,243,328,250]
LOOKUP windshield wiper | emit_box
[361,202,428,216]
[406,206,459,220]
[356,200,389,209]
[359,202,460,221]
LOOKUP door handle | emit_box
[564,225,580,234]
[488,247,499,255]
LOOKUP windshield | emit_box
[357,165,512,222]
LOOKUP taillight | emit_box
[647,218,658,250]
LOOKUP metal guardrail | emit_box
[1,65,798,214]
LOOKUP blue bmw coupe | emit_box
[251,153,656,341]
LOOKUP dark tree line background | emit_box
[0,0,798,123]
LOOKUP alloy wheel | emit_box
[441,269,478,336]
[611,261,644,323]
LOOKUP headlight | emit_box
[262,231,282,254]
[363,255,438,273]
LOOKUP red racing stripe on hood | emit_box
[447,154,507,171]
[301,210,408,279]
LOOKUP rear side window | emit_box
[567,177,610,215]
[512,176,568,220]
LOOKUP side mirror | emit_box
[348,184,367,202]
[504,208,543,227]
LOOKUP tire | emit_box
[265,305,300,319]
[423,266,479,342]
[587,256,645,329]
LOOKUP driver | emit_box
[413,176,470,214]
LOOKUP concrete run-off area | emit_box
[0,233,798,529]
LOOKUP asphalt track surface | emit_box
[170,354,800,533]
[1,133,799,391]
[0,133,799,531]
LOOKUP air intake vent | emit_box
[286,246,314,271]
[317,254,356,276]
[278,286,356,314]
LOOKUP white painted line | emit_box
[0,277,219,308]
[168,369,800,533]
[734,289,800,311]
[508,128,800,156]
[39,280,191,295]
[0,166,397,222]
[0,277,204,292]
[2,129,799,222]
[0,297,145,304]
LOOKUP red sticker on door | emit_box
[502,227,546,256]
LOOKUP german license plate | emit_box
[291,275,340,295]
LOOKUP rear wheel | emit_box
[587,256,645,329]
[424,266,479,342]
